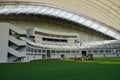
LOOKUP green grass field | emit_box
[0,57,120,80]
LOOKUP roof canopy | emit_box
[0,2,120,39]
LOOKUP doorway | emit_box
[42,54,46,59]
[61,54,65,59]
[82,51,86,60]
[47,50,51,58]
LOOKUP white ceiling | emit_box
[2,0,120,32]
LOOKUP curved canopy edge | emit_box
[0,2,120,39]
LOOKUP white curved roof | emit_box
[0,0,120,39]
[2,0,120,31]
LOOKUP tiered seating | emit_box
[80,40,120,49]
[27,40,78,49]
[27,39,120,50]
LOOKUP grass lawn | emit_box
[0,57,120,80]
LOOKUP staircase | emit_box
[8,24,26,62]
[9,35,26,45]
[8,47,25,57]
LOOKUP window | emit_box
[93,50,98,54]
[34,49,37,53]
[31,48,34,52]
[77,51,80,53]
[39,50,41,53]
[51,50,55,53]
[42,50,46,53]
[26,47,31,52]
[61,51,65,53]
[56,50,60,53]
[66,51,70,53]
[72,51,76,53]
[88,51,92,53]
[100,50,104,53]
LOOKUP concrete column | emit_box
[0,23,9,63]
